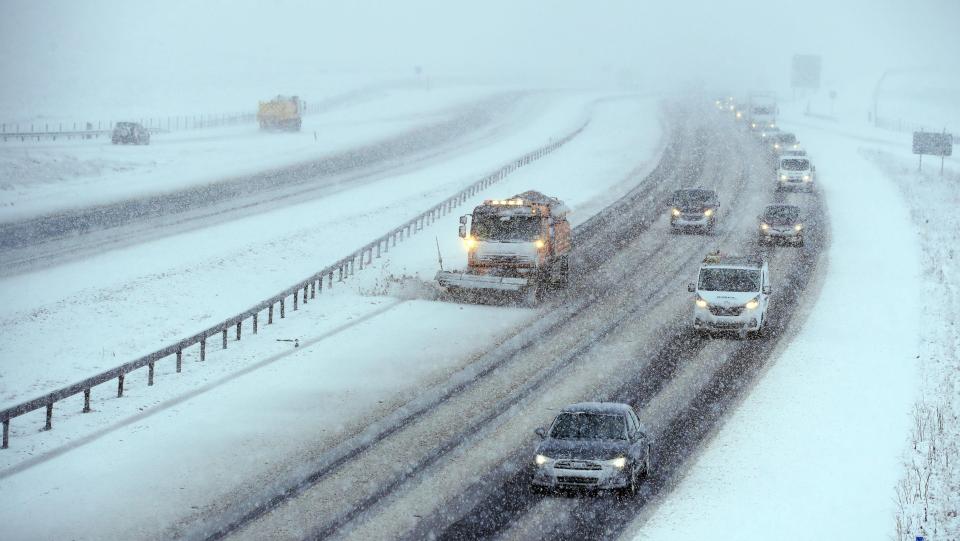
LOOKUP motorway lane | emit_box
[426,127,828,540]
[216,103,749,540]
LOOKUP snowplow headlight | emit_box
[534,239,545,249]
[704,208,714,217]
[695,297,708,308]
[802,175,811,181]
[795,224,804,231]
[671,208,681,217]
[535,454,551,466]
[745,298,760,310]
[780,174,788,181]
[760,223,769,230]
[464,237,477,250]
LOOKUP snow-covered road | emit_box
[623,104,927,541]
[0,91,665,540]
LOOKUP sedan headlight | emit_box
[780,174,787,180]
[535,454,551,466]
[695,297,708,308]
[745,298,760,310]
[671,208,681,217]
[760,223,769,230]
[609,456,627,469]
[794,224,804,231]
[704,208,714,217]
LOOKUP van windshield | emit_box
[780,159,810,171]
[698,268,760,292]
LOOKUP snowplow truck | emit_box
[257,95,305,131]
[436,191,571,301]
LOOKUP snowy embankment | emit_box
[625,101,937,540]
[0,94,664,540]
[0,84,510,220]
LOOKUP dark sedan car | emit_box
[112,122,150,145]
[670,188,719,233]
[531,402,652,495]
[759,204,804,246]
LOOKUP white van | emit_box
[688,253,771,338]
[777,156,815,192]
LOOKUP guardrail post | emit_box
[83,389,91,412]
[2,419,9,449]
[200,338,206,361]
[44,403,53,430]
[268,304,274,324]
[236,320,242,341]
[176,349,182,373]
[303,284,308,304]
[117,373,125,397]
[293,291,298,311]
[222,329,228,349]
[328,271,333,288]
[280,299,285,319]
[310,281,316,299]
[338,265,344,282]
[253,313,258,333]
[148,362,155,386]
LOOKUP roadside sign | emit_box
[913,130,954,174]
[913,131,953,156]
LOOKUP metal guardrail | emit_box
[0,120,589,449]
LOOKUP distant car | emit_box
[112,122,150,145]
[759,204,804,246]
[769,132,799,155]
[531,402,652,495]
[670,188,719,233]
[689,252,771,338]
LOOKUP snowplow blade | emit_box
[435,271,529,292]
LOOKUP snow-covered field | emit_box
[0,92,665,539]
[625,97,959,540]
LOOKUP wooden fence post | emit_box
[176,349,182,373]
[44,403,53,430]
[222,329,228,349]
[83,389,91,412]
[117,373,125,397]
[148,362,155,386]
[253,313,258,334]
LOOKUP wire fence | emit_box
[0,120,589,450]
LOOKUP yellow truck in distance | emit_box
[257,95,305,131]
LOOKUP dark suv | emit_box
[112,122,150,145]
[670,188,719,233]
[531,402,652,495]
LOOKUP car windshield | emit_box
[549,412,627,440]
[780,159,810,171]
[471,214,540,241]
[698,268,761,292]
[764,206,800,223]
[752,106,774,114]
[672,190,715,207]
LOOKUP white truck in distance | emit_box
[689,252,771,338]
[436,191,571,303]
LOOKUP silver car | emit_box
[531,402,652,495]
